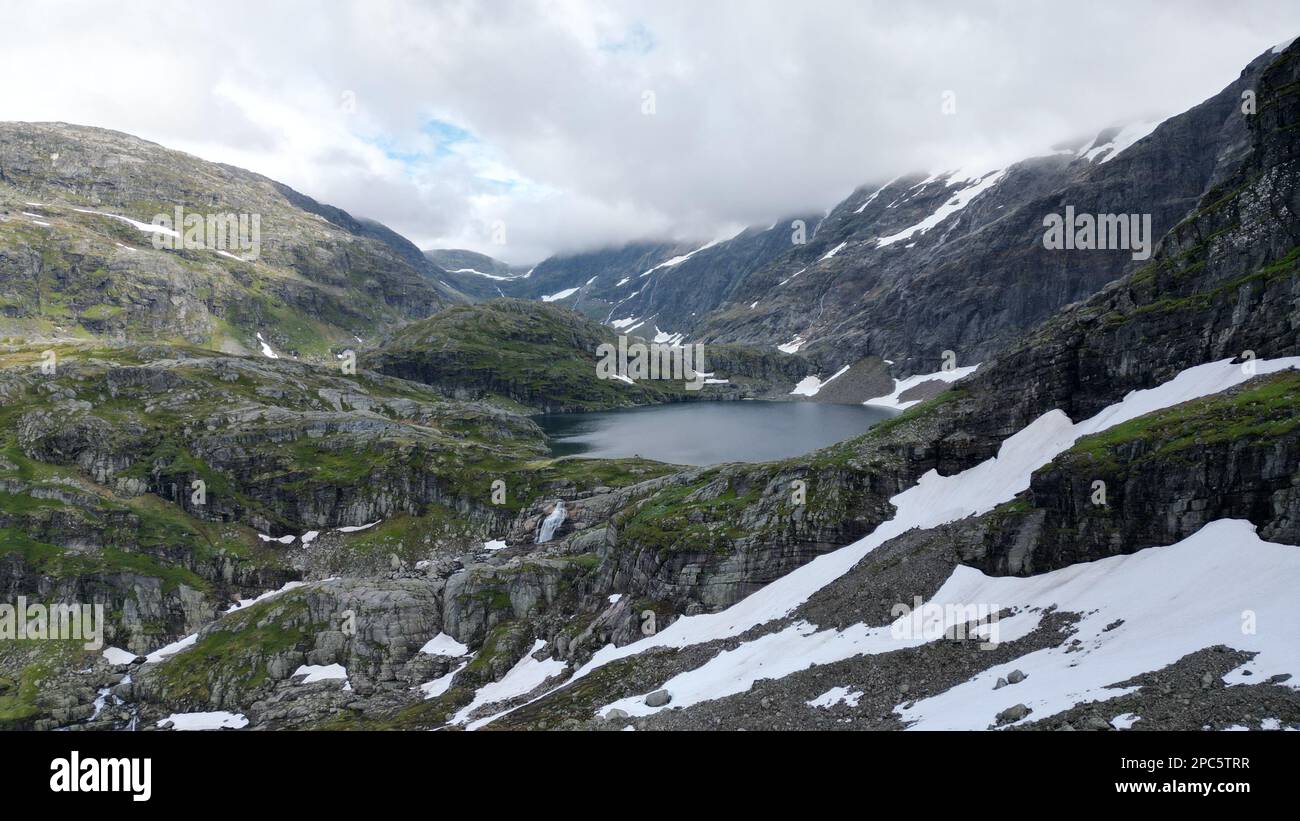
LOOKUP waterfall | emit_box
[535,500,566,544]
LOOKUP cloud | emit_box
[1,0,1297,263]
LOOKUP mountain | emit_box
[507,215,824,343]
[499,45,1273,386]
[0,123,461,358]
[423,248,530,301]
[2,41,1298,734]
[438,39,1300,730]
[690,48,1276,372]
[510,239,688,306]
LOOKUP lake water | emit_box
[535,400,897,466]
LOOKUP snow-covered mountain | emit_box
[693,46,1266,374]
[499,217,821,344]
[495,44,1273,398]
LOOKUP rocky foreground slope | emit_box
[0,296,817,728]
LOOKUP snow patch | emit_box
[820,241,848,260]
[876,170,1006,248]
[447,267,517,281]
[338,520,380,533]
[777,267,807,287]
[790,365,850,397]
[1078,121,1162,164]
[1112,713,1140,730]
[777,335,807,354]
[420,661,468,699]
[897,520,1300,729]
[853,178,897,213]
[293,663,348,684]
[421,633,470,657]
[255,332,279,359]
[639,239,721,278]
[807,686,863,708]
[159,711,248,731]
[597,520,1300,724]
[102,646,137,666]
[455,640,567,727]
[864,364,980,410]
[653,327,685,346]
[145,633,197,664]
[224,580,307,614]
[72,208,180,238]
[541,287,579,303]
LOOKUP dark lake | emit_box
[535,400,897,466]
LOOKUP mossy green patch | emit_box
[1067,370,1300,470]
[149,590,321,703]
[620,475,764,554]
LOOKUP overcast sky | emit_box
[1,1,1297,263]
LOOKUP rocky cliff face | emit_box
[957,371,1300,576]
[0,340,556,657]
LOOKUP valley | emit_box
[0,33,1298,740]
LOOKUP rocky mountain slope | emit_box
[499,215,824,343]
[0,123,460,358]
[0,335,682,728]
[692,46,1276,372]
[502,44,1281,387]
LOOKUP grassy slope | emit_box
[366,299,715,411]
